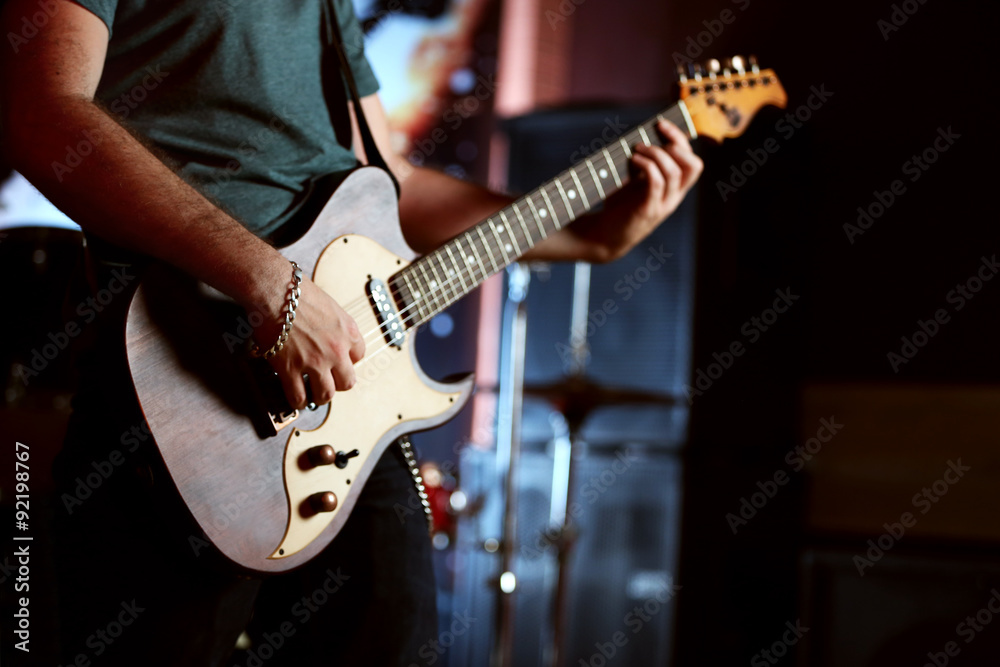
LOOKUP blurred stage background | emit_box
[2,0,998,665]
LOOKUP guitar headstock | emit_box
[678,56,786,143]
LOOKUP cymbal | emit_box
[486,375,678,426]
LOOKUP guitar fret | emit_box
[476,225,501,273]
[515,201,544,241]
[443,245,468,294]
[586,160,606,200]
[553,178,575,220]
[602,148,622,188]
[428,254,450,302]
[401,271,423,323]
[538,189,560,229]
[638,125,651,146]
[487,219,512,264]
[465,231,488,281]
[508,206,532,248]
[498,211,522,257]
[619,137,632,158]
[416,261,438,313]
[569,169,590,210]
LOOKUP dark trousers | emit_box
[52,260,437,666]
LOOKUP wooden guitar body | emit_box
[125,168,474,573]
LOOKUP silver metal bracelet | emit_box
[250,261,303,359]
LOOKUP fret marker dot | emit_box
[568,190,577,199]
[539,209,548,218]
[505,243,513,253]
[430,280,437,288]
[465,255,475,264]
[599,169,608,179]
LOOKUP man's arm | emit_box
[354,96,702,264]
[0,0,363,408]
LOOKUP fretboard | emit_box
[391,102,691,327]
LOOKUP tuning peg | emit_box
[748,54,760,74]
[731,55,746,74]
[706,58,721,78]
[676,63,688,83]
[692,63,704,81]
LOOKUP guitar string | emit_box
[328,118,673,350]
[340,111,677,327]
[332,112,696,368]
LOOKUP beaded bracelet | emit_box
[250,261,303,359]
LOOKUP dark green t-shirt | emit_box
[74,0,379,237]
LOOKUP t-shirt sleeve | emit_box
[70,0,118,35]
[334,0,379,97]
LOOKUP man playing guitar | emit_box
[0,0,701,663]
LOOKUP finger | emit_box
[306,366,337,405]
[634,144,681,203]
[346,317,366,363]
[629,150,666,204]
[330,342,357,391]
[657,119,694,153]
[276,365,309,410]
[658,120,703,186]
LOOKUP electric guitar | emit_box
[125,57,786,573]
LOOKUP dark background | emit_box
[2,0,997,665]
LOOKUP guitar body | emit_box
[122,61,786,574]
[125,168,474,573]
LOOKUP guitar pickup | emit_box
[368,278,405,348]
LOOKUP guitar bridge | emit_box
[368,278,405,348]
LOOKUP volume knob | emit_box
[308,491,338,513]
[308,445,337,467]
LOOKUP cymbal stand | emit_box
[490,263,531,667]
[547,261,593,667]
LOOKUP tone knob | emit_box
[308,491,338,513]
[334,449,360,469]
[308,445,337,467]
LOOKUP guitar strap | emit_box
[325,2,401,197]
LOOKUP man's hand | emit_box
[256,277,366,410]
[563,120,703,264]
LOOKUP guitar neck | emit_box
[391,102,693,326]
